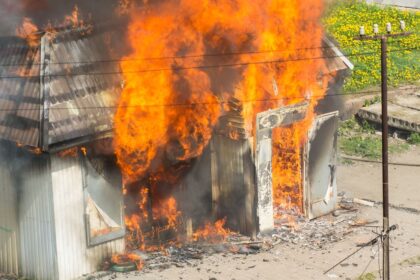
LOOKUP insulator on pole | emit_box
[359,26,366,36]
[373,24,379,34]
[386,22,392,33]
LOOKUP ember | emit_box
[111,253,144,271]
[192,218,232,244]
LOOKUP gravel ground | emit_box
[88,146,420,280]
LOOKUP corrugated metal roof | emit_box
[0,30,348,151]
[0,36,41,147]
[47,28,122,147]
[0,27,122,150]
[324,38,354,73]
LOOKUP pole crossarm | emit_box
[354,32,413,41]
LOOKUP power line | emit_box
[0,45,333,67]
[340,155,420,167]
[359,245,380,279]
[0,35,414,68]
[0,46,418,79]
[0,86,418,112]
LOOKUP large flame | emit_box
[115,0,328,251]
[16,17,39,47]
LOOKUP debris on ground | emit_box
[91,194,377,277]
[0,274,18,280]
[353,198,375,207]
[270,194,378,250]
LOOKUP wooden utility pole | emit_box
[355,22,411,280]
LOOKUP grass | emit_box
[338,117,375,135]
[324,0,420,92]
[408,132,420,145]
[400,255,420,266]
[358,273,377,280]
[340,135,382,158]
[338,117,410,159]
[363,96,381,107]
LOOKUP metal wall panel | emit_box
[50,155,124,280]
[304,111,339,219]
[210,135,256,236]
[0,161,19,275]
[19,155,58,280]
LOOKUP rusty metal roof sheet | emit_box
[323,37,354,73]
[46,28,122,147]
[0,36,41,147]
[0,27,122,150]
[0,30,349,151]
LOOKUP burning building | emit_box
[0,26,127,279]
[0,1,353,279]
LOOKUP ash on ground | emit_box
[0,274,17,280]
[272,197,377,250]
[85,197,376,279]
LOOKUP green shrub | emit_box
[408,132,420,144]
[358,272,376,280]
[340,134,409,158]
[340,135,382,158]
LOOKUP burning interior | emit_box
[0,1,353,279]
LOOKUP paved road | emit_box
[365,0,420,9]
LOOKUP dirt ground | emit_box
[99,145,420,280]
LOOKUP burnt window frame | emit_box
[80,151,125,247]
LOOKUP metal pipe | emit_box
[381,36,390,280]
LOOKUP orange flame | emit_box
[57,147,79,158]
[64,5,83,28]
[115,0,329,248]
[16,17,39,47]
[152,196,181,229]
[192,218,232,243]
[112,253,144,271]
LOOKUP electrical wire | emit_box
[340,155,420,167]
[0,45,334,67]
[359,246,380,279]
[0,86,418,112]
[0,35,415,67]
[0,46,418,79]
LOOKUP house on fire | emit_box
[0,26,127,279]
[0,25,353,280]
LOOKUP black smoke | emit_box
[0,0,130,36]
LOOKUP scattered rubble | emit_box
[101,234,272,277]
[90,195,376,277]
[272,216,356,250]
[0,274,17,280]
[270,195,377,250]
[353,198,375,207]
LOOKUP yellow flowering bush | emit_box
[324,0,420,92]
